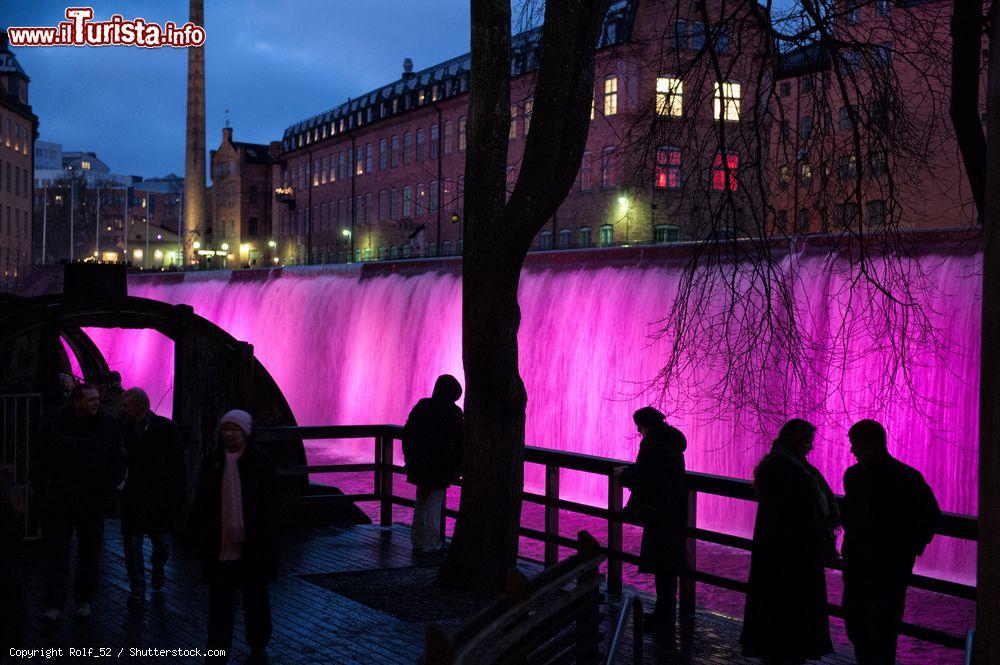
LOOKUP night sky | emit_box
[3,1,473,180]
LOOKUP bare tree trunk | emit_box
[950,0,986,221]
[977,5,1000,660]
[440,0,611,592]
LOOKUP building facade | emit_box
[0,30,37,289]
[209,126,274,267]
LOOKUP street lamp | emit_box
[451,211,460,223]
[341,228,351,237]
[221,243,230,251]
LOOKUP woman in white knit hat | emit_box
[188,409,279,664]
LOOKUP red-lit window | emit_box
[655,147,681,189]
[712,153,739,191]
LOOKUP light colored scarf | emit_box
[219,449,245,561]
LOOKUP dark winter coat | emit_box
[841,453,940,580]
[120,415,186,535]
[740,452,835,660]
[619,424,688,575]
[32,405,127,514]
[402,397,463,489]
[188,445,280,584]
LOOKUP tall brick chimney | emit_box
[183,0,207,264]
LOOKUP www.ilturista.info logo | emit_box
[6,7,206,48]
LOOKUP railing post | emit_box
[680,488,697,615]
[380,432,394,527]
[608,473,623,596]
[544,464,560,567]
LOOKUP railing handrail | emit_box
[255,424,978,538]
[605,593,643,665]
[256,423,976,651]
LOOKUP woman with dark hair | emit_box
[616,406,687,637]
[189,410,279,664]
[740,419,839,665]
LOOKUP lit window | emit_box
[655,147,681,189]
[656,77,683,117]
[712,152,739,191]
[838,155,858,179]
[81,161,92,170]
[599,224,614,247]
[714,82,741,121]
[779,166,790,190]
[524,98,533,134]
[800,163,813,186]
[604,76,618,116]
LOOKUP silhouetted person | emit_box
[189,410,279,664]
[33,383,127,622]
[616,406,687,637]
[91,370,124,421]
[0,466,25,659]
[740,419,839,665]
[841,419,940,665]
[402,374,463,554]
[120,387,186,608]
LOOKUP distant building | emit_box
[209,126,274,267]
[0,28,37,290]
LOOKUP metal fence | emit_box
[1,393,43,540]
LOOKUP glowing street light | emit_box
[193,241,201,250]
[221,243,230,251]
[268,240,277,248]
[618,195,628,206]
[239,244,249,253]
[341,228,351,237]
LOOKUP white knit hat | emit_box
[219,409,253,435]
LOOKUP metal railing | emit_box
[605,593,643,665]
[257,423,977,651]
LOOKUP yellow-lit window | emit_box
[656,77,683,117]
[714,82,741,121]
[591,96,595,120]
[524,98,533,134]
[604,76,618,116]
[81,161,92,170]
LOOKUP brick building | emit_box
[209,126,274,267]
[769,0,976,233]
[0,30,37,289]
[254,0,969,265]
[269,0,769,263]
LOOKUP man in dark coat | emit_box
[188,410,279,664]
[617,406,687,636]
[32,383,127,621]
[740,419,838,665]
[841,419,940,665]
[120,387,186,607]
[402,374,463,554]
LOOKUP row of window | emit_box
[775,199,888,235]
[777,152,888,189]
[600,75,740,121]
[0,115,29,157]
[1,205,29,240]
[778,102,888,143]
[286,74,471,150]
[1,160,30,198]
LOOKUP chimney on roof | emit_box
[402,58,415,80]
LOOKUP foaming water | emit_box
[85,251,980,584]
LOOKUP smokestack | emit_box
[184,0,207,264]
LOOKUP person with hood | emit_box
[119,387,186,607]
[740,419,840,665]
[841,419,940,665]
[616,406,688,636]
[402,374,463,554]
[33,383,127,622]
[188,410,279,664]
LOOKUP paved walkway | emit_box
[18,522,868,664]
